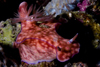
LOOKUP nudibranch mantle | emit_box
[13,2,80,64]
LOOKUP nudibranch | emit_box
[13,2,80,64]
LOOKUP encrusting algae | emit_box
[57,11,100,48]
[0,19,21,46]
[72,11,100,48]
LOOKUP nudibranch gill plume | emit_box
[12,2,80,64]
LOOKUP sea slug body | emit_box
[13,2,80,64]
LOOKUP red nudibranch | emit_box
[13,2,80,64]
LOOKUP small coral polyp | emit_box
[13,2,80,64]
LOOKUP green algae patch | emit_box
[0,19,21,46]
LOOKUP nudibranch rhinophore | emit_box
[13,2,80,64]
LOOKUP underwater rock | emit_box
[56,11,100,48]
[0,45,20,67]
[44,0,80,17]
[64,62,88,67]
[54,11,100,48]
[72,62,88,67]
[72,11,100,48]
[0,19,21,46]
[20,61,56,67]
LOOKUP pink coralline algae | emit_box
[77,0,90,11]
[13,2,80,64]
